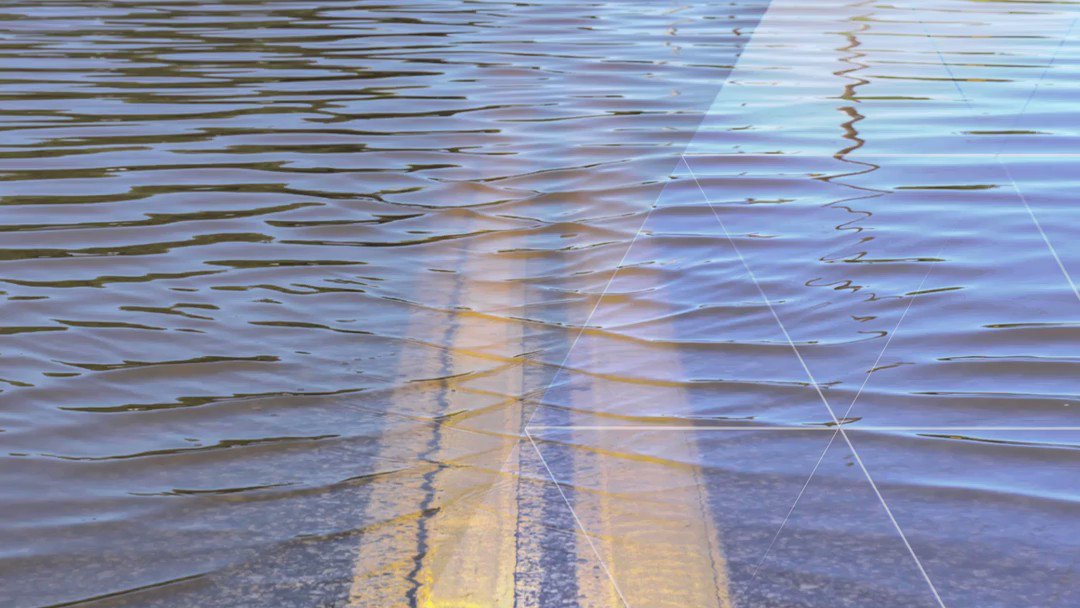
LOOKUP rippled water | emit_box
[2,0,1077,607]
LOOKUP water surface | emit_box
[1,0,1077,606]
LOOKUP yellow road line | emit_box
[563,238,735,608]
[348,239,528,607]
[347,213,735,606]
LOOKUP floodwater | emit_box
[1,0,1077,606]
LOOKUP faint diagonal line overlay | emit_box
[1005,11,1080,136]
[525,430,632,608]
[519,11,1078,608]
[918,9,1080,304]
[519,203,651,432]
[739,241,939,587]
[513,183,658,606]
[682,153,1080,158]
[510,179,654,608]
[509,7,782,600]
[680,156,948,608]
[528,426,1080,431]
[520,10,1077,607]
[1001,162,1080,303]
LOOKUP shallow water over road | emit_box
[1,1,1077,607]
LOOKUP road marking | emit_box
[347,237,528,606]
[536,229,735,608]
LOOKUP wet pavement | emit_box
[1,1,1077,606]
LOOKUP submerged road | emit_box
[340,0,1080,605]
[1,0,1077,606]
[337,130,738,605]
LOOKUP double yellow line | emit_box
[346,237,526,607]
[345,213,733,607]
[554,229,735,608]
